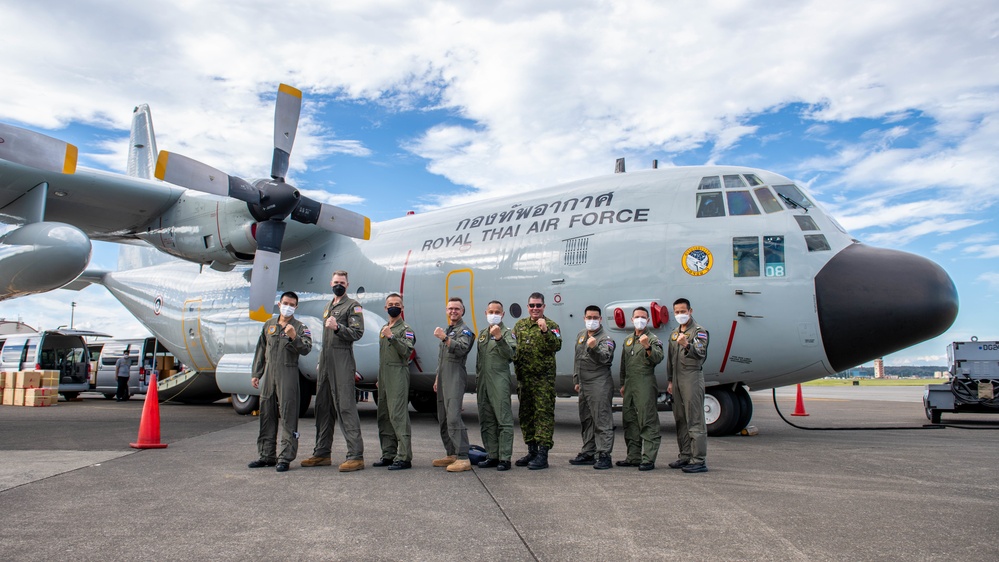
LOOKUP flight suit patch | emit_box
[267,325,278,335]
[625,337,633,346]
[578,336,585,344]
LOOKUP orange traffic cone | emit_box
[130,373,168,449]
[791,383,809,416]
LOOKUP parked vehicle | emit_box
[93,338,177,399]
[0,330,108,399]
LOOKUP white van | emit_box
[93,338,177,399]
[0,330,108,400]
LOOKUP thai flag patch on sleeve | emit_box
[404,331,415,340]
[302,327,312,337]
[696,331,708,340]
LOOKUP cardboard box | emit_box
[24,395,48,407]
[16,371,42,389]
[0,371,6,389]
[13,388,26,406]
[155,356,175,373]
[36,370,59,389]
[3,371,15,389]
[48,394,59,405]
[25,388,49,400]
[2,387,14,405]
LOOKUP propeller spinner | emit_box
[154,84,371,321]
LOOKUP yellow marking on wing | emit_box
[63,144,78,174]
[363,217,371,240]
[249,306,272,323]
[278,84,302,99]
[154,151,169,180]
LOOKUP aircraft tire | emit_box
[733,385,753,433]
[410,391,437,415]
[103,393,116,400]
[231,393,259,415]
[925,405,941,424]
[705,387,738,437]
[62,392,79,401]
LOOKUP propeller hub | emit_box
[253,179,300,220]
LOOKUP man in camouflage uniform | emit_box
[301,270,365,472]
[512,292,562,470]
[375,292,416,471]
[570,305,616,470]
[433,297,475,472]
[618,306,664,471]
[666,298,710,473]
[475,300,517,471]
[248,291,313,472]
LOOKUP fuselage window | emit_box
[744,174,764,186]
[764,235,786,277]
[696,192,725,218]
[698,176,721,190]
[726,191,760,215]
[754,187,784,213]
[805,234,831,252]
[773,184,814,209]
[733,236,760,277]
[794,215,820,231]
[724,175,747,188]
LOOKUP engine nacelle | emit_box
[135,192,258,267]
[0,222,91,301]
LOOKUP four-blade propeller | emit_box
[154,84,371,321]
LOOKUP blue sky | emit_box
[1,1,998,366]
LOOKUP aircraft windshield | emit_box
[773,184,813,209]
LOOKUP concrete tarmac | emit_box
[1,387,997,561]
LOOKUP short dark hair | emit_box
[584,305,602,316]
[448,297,465,313]
[528,292,545,303]
[633,306,649,315]
[673,298,691,309]
[280,291,299,305]
[487,300,503,309]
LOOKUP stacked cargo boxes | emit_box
[1,370,60,406]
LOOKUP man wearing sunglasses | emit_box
[512,292,562,470]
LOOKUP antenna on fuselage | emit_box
[615,158,626,173]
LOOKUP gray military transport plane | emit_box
[0,84,958,435]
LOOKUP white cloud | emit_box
[978,272,999,292]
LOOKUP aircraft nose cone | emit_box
[815,243,958,372]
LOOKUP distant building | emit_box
[934,371,949,379]
[874,358,885,379]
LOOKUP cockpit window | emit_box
[744,174,763,186]
[773,184,814,209]
[763,236,785,276]
[724,175,747,188]
[696,192,725,218]
[805,234,831,252]
[754,187,784,213]
[726,191,760,216]
[733,237,760,277]
[698,176,721,190]
[794,215,820,231]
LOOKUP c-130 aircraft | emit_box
[0,84,958,435]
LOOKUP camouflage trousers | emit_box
[516,373,556,449]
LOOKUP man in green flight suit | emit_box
[301,270,366,472]
[432,297,475,472]
[618,306,665,471]
[666,297,710,474]
[512,292,562,470]
[475,300,517,471]
[374,292,417,471]
[248,291,313,473]
[570,305,617,470]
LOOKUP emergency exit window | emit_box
[764,235,785,277]
[733,236,760,277]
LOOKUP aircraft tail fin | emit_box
[127,104,158,179]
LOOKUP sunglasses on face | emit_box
[528,303,544,308]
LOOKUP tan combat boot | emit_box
[446,459,472,472]
[432,455,457,467]
[300,456,332,467]
[338,459,365,472]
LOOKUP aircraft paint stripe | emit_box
[278,83,302,98]
[399,249,412,295]
[363,217,371,240]
[719,320,738,373]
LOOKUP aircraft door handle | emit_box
[737,311,763,318]
[735,290,761,295]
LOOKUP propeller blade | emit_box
[248,219,287,322]
[0,123,77,174]
[155,151,258,203]
[271,84,302,181]
[291,196,371,240]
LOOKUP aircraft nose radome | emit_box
[814,243,958,373]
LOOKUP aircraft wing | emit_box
[0,158,183,241]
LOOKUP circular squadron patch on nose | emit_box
[682,246,712,276]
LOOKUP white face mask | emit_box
[633,317,648,330]
[584,319,600,331]
[487,314,503,326]
[280,304,296,318]
[675,313,690,326]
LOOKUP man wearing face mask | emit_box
[432,298,475,472]
[618,307,665,471]
[512,292,561,470]
[374,293,416,470]
[475,300,517,471]
[301,270,366,472]
[248,291,313,472]
[571,305,617,470]
[666,298,710,473]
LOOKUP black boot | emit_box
[528,446,549,470]
[515,443,537,467]
[594,453,612,470]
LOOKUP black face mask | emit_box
[387,306,402,318]
[332,284,346,297]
